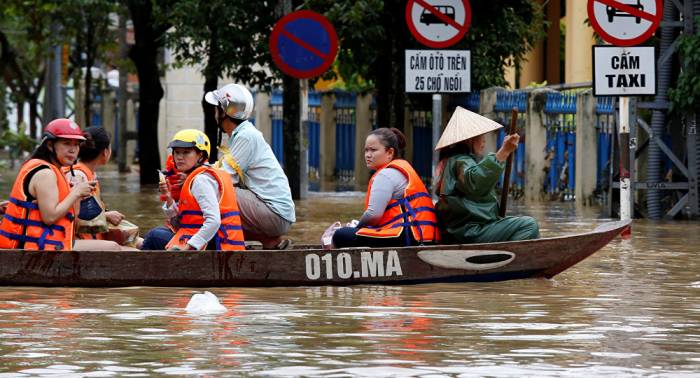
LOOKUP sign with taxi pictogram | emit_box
[588,0,663,46]
[405,0,472,49]
[269,10,338,79]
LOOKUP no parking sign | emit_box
[269,10,339,79]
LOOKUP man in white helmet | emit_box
[205,83,295,249]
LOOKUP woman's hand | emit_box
[70,180,96,201]
[495,134,520,162]
[105,210,125,226]
[159,180,171,196]
[168,243,193,251]
[0,200,8,215]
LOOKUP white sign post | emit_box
[405,0,472,183]
[405,49,471,179]
[588,0,662,233]
[593,46,656,96]
[405,50,470,93]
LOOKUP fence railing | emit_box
[260,86,624,205]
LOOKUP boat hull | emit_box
[0,220,630,287]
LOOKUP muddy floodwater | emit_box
[0,168,699,376]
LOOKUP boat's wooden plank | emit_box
[0,220,631,287]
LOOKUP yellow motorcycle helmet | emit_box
[168,129,211,158]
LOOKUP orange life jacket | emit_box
[0,159,75,250]
[62,162,101,197]
[356,159,440,244]
[166,165,245,251]
[61,162,106,240]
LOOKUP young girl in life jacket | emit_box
[331,128,440,248]
[0,119,123,251]
[141,129,245,251]
[63,126,139,246]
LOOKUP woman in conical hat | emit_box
[433,107,539,244]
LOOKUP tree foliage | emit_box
[166,0,278,90]
[60,0,118,125]
[1,0,118,136]
[165,0,278,161]
[126,0,174,183]
[669,17,700,116]
[0,0,58,136]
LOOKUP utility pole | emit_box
[44,22,64,123]
[117,14,129,172]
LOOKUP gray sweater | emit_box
[358,167,408,228]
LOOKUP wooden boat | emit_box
[0,220,630,287]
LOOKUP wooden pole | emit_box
[499,108,518,218]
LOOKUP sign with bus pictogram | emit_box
[269,10,339,79]
[405,0,472,48]
[593,45,656,96]
[588,0,663,46]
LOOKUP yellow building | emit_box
[506,0,596,88]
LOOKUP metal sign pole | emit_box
[432,94,442,182]
[619,96,632,224]
[117,14,128,172]
[299,78,309,199]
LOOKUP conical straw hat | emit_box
[435,106,503,150]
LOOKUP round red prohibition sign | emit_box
[588,0,663,46]
[269,10,338,79]
[406,0,472,49]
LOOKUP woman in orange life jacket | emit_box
[331,128,440,248]
[63,126,126,238]
[0,118,122,251]
[141,129,245,251]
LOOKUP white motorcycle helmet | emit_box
[204,83,254,120]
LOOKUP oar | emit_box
[499,108,518,218]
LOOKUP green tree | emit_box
[165,0,278,162]
[125,0,173,184]
[60,0,118,126]
[669,17,700,116]
[0,0,57,137]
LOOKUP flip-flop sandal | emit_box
[276,239,293,250]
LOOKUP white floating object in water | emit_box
[185,291,227,315]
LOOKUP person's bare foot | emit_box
[261,236,282,249]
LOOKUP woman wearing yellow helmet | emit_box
[141,129,245,251]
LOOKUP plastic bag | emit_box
[345,219,359,228]
[321,221,342,250]
[78,196,104,220]
[76,206,109,235]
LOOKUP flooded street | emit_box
[0,169,699,376]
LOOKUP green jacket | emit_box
[435,152,505,237]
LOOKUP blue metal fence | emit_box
[543,92,577,200]
[466,92,480,112]
[270,90,284,166]
[308,91,321,179]
[410,110,433,184]
[335,92,356,181]
[595,96,615,196]
[494,91,528,197]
